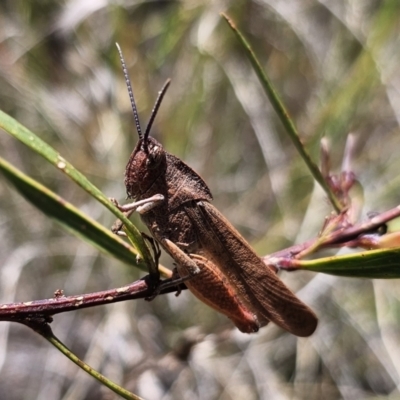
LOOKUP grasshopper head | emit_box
[124,136,167,198]
[116,43,170,199]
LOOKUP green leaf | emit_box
[42,326,144,400]
[0,156,152,270]
[221,13,342,213]
[295,248,400,278]
[0,110,157,274]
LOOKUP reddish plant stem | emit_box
[267,204,400,261]
[0,276,184,322]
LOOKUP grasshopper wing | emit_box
[185,201,317,337]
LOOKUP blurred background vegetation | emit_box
[1,1,400,399]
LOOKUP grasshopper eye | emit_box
[146,143,164,168]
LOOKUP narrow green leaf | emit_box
[295,248,400,278]
[0,156,152,270]
[0,110,156,274]
[221,13,343,213]
[42,327,143,400]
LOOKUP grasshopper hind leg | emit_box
[162,239,260,333]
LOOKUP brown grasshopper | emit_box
[113,44,317,336]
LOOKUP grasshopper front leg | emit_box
[111,194,165,234]
[110,194,165,286]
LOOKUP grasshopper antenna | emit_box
[144,78,171,141]
[116,43,143,140]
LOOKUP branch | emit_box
[0,276,185,322]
